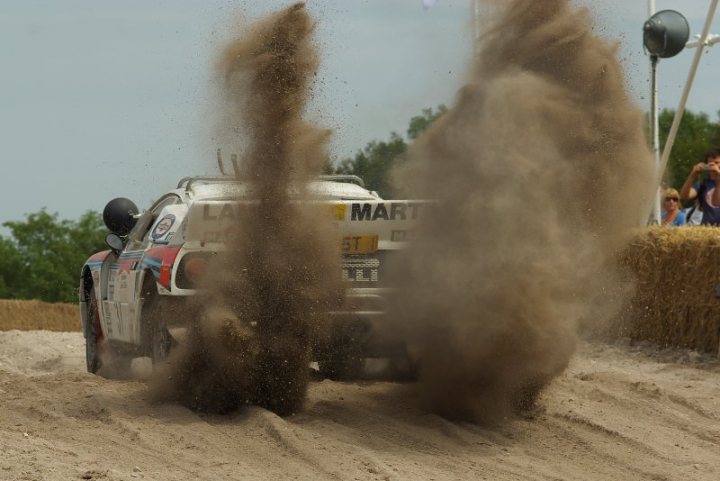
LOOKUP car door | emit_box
[106,195,181,345]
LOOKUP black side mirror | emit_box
[105,233,124,255]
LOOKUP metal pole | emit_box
[473,0,481,55]
[657,0,720,183]
[687,33,720,48]
[647,0,661,225]
[650,56,661,224]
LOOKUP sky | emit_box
[1,0,719,226]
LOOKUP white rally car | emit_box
[80,174,423,378]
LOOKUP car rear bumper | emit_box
[160,287,404,357]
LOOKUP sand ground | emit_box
[1,330,719,481]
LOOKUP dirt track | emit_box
[1,330,720,481]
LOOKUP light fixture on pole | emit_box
[651,0,719,226]
[686,32,720,49]
[642,9,689,225]
[643,10,690,58]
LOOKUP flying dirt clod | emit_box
[387,0,655,423]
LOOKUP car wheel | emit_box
[85,286,102,374]
[86,285,131,378]
[254,352,310,416]
[141,275,173,365]
[387,354,419,382]
[317,322,368,381]
[317,344,364,381]
[152,321,173,362]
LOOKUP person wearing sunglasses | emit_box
[680,148,720,225]
[661,188,685,226]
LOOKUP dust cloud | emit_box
[152,3,343,416]
[388,0,655,423]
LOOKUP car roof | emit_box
[186,180,381,201]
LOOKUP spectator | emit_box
[684,201,703,225]
[680,148,720,225]
[661,188,685,226]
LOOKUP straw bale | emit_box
[617,226,720,354]
[0,299,80,332]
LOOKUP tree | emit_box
[332,105,447,197]
[0,238,24,299]
[334,132,407,197]
[660,109,720,189]
[407,105,448,140]
[0,210,107,303]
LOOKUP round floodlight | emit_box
[643,10,690,58]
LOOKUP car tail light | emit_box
[184,257,207,284]
[176,253,212,289]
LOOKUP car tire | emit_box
[85,286,102,374]
[254,352,310,416]
[140,275,173,365]
[387,354,419,382]
[317,344,364,381]
[86,285,132,378]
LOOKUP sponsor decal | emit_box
[391,230,408,242]
[200,224,242,244]
[350,202,422,221]
[331,204,347,221]
[202,203,250,221]
[202,202,342,222]
[143,246,183,289]
[151,214,176,240]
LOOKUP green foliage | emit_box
[335,105,720,198]
[334,132,407,197]
[407,105,448,140]
[0,210,107,303]
[332,105,447,197]
[660,109,720,188]
[0,237,24,299]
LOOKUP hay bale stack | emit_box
[619,227,720,354]
[0,299,80,332]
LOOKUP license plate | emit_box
[342,257,380,283]
[341,235,379,254]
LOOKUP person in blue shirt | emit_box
[680,148,720,225]
[661,188,685,226]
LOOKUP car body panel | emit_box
[80,178,425,353]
